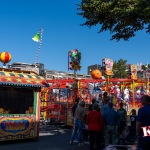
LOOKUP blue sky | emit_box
[0,0,149,74]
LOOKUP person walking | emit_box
[70,100,86,146]
[72,98,79,120]
[88,98,96,111]
[97,94,103,112]
[123,87,130,112]
[103,102,120,147]
[82,113,89,144]
[117,102,127,144]
[136,95,150,150]
[125,109,137,144]
[86,103,104,150]
[102,97,109,117]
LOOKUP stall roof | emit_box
[0,68,48,88]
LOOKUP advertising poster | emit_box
[130,64,137,80]
[103,58,113,76]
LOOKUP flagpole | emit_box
[34,28,43,66]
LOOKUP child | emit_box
[125,109,137,144]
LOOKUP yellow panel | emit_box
[4,72,11,76]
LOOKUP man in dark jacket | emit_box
[103,102,120,146]
[136,95,150,150]
[117,102,127,143]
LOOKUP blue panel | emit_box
[18,74,24,77]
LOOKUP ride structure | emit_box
[39,56,150,126]
[40,74,149,126]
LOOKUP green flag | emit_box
[32,32,41,42]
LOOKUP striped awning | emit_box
[0,70,48,88]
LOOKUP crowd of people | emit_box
[69,92,150,150]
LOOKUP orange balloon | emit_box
[91,69,102,79]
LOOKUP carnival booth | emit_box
[0,68,48,141]
[41,79,72,125]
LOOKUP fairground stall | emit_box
[40,79,73,125]
[0,68,48,141]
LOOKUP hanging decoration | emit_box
[0,52,12,67]
[91,69,102,79]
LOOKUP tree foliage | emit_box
[142,64,150,71]
[77,0,150,41]
[112,59,128,78]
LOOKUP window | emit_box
[0,87,34,114]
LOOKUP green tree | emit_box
[77,0,150,41]
[142,64,150,70]
[112,59,128,78]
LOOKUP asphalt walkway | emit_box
[0,125,89,150]
[39,124,89,150]
[0,124,137,150]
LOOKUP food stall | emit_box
[0,68,48,141]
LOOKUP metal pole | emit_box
[132,79,135,108]
[73,69,77,102]
[146,69,149,94]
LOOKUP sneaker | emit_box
[74,139,78,143]
[78,142,84,146]
[84,141,90,144]
[69,140,73,145]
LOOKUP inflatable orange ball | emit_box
[0,52,12,63]
[91,69,102,79]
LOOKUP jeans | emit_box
[89,130,102,150]
[105,125,117,146]
[70,119,83,143]
[83,129,88,142]
[125,128,136,143]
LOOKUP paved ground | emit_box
[0,124,89,150]
[0,124,138,150]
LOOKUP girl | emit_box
[125,109,137,144]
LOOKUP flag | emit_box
[33,28,43,65]
[32,31,41,42]
[32,28,43,42]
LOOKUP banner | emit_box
[103,58,113,75]
[130,64,137,80]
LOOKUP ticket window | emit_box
[0,87,34,114]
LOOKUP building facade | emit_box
[8,62,91,80]
[87,64,101,75]
[8,62,44,76]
